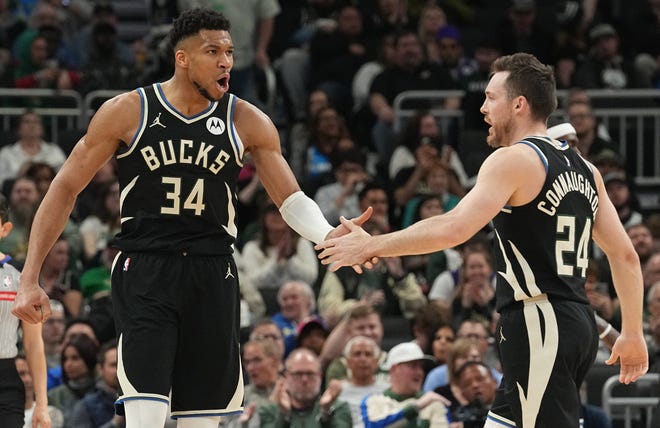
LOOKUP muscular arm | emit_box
[13,92,138,323]
[591,165,648,382]
[317,145,543,268]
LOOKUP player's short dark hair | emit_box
[490,53,557,123]
[169,7,231,50]
[0,193,8,223]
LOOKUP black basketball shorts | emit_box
[486,295,598,428]
[111,251,244,418]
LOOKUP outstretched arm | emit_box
[316,145,539,270]
[591,166,648,383]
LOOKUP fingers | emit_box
[351,206,373,225]
[339,215,357,230]
[619,362,649,384]
[12,305,40,324]
[350,264,363,274]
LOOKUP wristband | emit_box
[599,323,612,339]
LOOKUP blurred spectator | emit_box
[235,156,264,248]
[644,252,660,291]
[496,0,557,65]
[337,336,389,428]
[430,323,455,367]
[42,300,66,370]
[79,245,118,343]
[259,348,352,427]
[361,0,412,40]
[361,342,449,427]
[224,339,283,428]
[423,336,491,393]
[15,355,64,428]
[23,162,56,201]
[389,110,468,189]
[47,334,99,425]
[272,280,316,358]
[456,317,500,371]
[287,89,331,181]
[627,223,656,265]
[0,176,40,267]
[0,111,66,189]
[317,220,427,325]
[231,246,266,328]
[573,23,640,89]
[249,318,285,361]
[240,200,318,291]
[64,2,134,71]
[585,260,621,332]
[357,181,391,233]
[434,25,477,84]
[47,317,100,391]
[73,160,117,223]
[178,0,280,105]
[400,160,462,229]
[39,235,81,317]
[566,100,618,161]
[296,316,330,356]
[368,29,457,165]
[450,361,498,428]
[603,172,643,228]
[12,1,59,63]
[78,180,120,268]
[69,339,124,428]
[309,4,373,115]
[314,148,369,225]
[449,249,497,327]
[13,29,79,89]
[458,37,502,132]
[304,106,352,195]
[417,4,447,64]
[320,303,387,383]
[77,20,138,94]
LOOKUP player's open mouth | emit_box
[217,76,229,90]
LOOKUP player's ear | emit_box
[175,49,188,68]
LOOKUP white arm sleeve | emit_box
[279,191,334,244]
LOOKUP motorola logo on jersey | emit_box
[206,117,226,135]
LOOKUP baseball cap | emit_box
[382,342,435,369]
[296,316,329,338]
[436,25,461,41]
[589,24,617,41]
[511,0,535,12]
[602,171,627,186]
[547,123,576,140]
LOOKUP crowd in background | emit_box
[1,0,659,427]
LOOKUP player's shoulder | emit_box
[94,90,141,122]
[232,97,278,148]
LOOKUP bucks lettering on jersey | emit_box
[113,83,244,255]
[492,137,599,310]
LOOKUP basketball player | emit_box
[11,8,369,428]
[0,193,50,428]
[316,53,648,427]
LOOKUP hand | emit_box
[417,391,451,409]
[317,215,375,273]
[269,378,291,414]
[606,333,649,384]
[238,402,257,423]
[12,283,50,324]
[319,379,342,413]
[32,402,51,428]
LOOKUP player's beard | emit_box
[486,117,513,148]
[193,81,221,102]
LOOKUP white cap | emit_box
[383,342,435,369]
[547,122,576,140]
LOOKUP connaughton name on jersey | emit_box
[140,139,232,174]
[537,170,599,216]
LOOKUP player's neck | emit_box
[509,121,548,146]
[159,77,211,116]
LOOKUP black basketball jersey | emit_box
[492,136,599,310]
[113,83,244,255]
